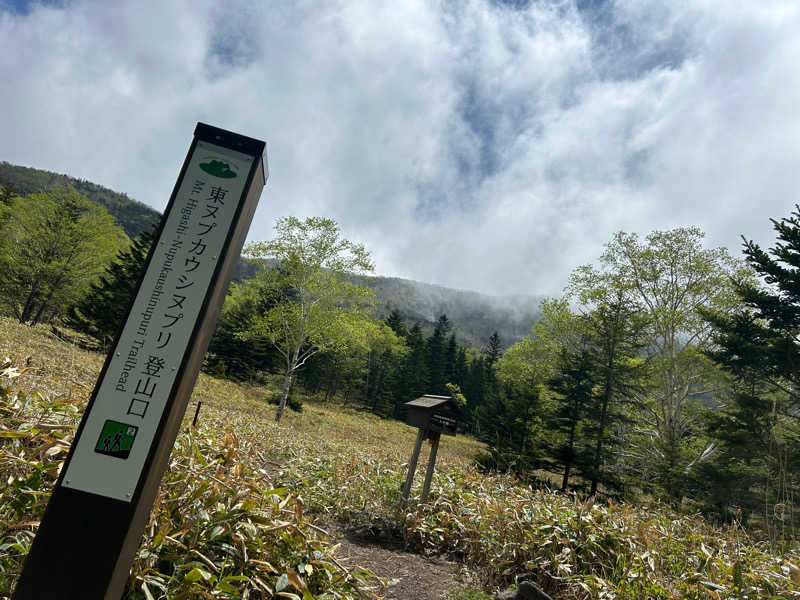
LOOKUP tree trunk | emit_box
[591,387,611,495]
[562,403,578,491]
[561,458,572,492]
[30,285,59,326]
[591,359,615,495]
[19,281,43,324]
[275,371,294,422]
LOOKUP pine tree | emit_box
[474,382,544,475]
[485,331,502,365]
[205,280,283,380]
[385,308,408,338]
[453,347,468,390]
[464,354,487,426]
[66,228,155,345]
[444,334,457,387]
[0,184,16,205]
[426,314,451,394]
[547,337,596,491]
[699,207,800,531]
[394,323,429,418]
[583,294,650,495]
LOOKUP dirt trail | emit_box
[333,529,464,600]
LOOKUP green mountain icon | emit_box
[200,159,237,178]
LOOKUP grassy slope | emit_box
[1,317,799,599]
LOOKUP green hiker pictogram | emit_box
[94,420,138,459]
[199,159,237,178]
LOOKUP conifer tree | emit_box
[66,228,155,345]
[485,331,502,365]
[454,347,469,391]
[0,184,16,205]
[464,355,487,420]
[426,314,451,394]
[547,335,596,490]
[385,308,408,338]
[582,292,650,495]
[444,333,457,388]
[205,280,282,380]
[700,207,800,531]
[394,323,429,418]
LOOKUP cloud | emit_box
[1,0,799,297]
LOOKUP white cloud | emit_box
[1,0,799,296]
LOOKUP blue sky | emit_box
[1,0,799,296]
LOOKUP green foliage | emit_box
[488,283,650,495]
[0,187,128,326]
[0,357,383,599]
[205,281,283,380]
[699,206,800,538]
[483,299,583,479]
[547,337,597,491]
[445,584,493,600]
[570,227,741,499]
[242,216,376,421]
[392,323,429,418]
[275,431,800,599]
[426,315,452,395]
[65,228,155,346]
[496,298,579,391]
[267,392,304,413]
[1,329,799,600]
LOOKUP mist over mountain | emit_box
[1,162,543,348]
[360,275,543,349]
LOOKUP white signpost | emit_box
[62,140,255,501]
[13,124,267,600]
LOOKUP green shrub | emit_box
[267,393,304,413]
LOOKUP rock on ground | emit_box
[495,581,554,600]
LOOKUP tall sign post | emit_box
[13,123,267,600]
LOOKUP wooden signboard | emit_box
[13,123,267,600]
[401,395,460,504]
[405,394,459,437]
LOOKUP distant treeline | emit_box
[0,161,160,238]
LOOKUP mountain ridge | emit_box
[0,161,161,238]
[0,161,542,347]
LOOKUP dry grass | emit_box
[0,316,483,470]
[3,315,799,599]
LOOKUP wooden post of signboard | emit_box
[401,427,427,503]
[13,123,267,600]
[420,431,440,503]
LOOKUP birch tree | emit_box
[242,217,374,422]
[571,228,740,497]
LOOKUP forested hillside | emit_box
[0,162,160,238]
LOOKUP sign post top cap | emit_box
[194,122,266,158]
